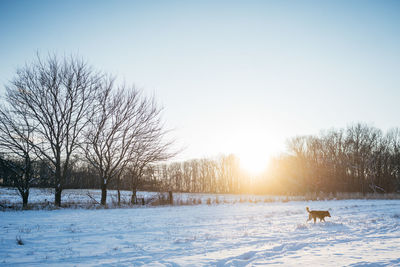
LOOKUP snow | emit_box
[1,190,400,266]
[0,187,283,207]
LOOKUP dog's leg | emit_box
[313,217,316,224]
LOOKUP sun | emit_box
[238,151,269,175]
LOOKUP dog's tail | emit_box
[306,207,310,213]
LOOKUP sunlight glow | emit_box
[229,129,281,176]
[238,151,269,175]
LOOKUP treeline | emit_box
[143,123,400,195]
[268,124,400,194]
[2,123,399,204]
[0,154,244,193]
[153,155,244,193]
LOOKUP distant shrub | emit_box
[16,236,24,245]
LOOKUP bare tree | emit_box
[126,113,175,204]
[5,54,102,206]
[84,83,139,205]
[0,106,37,207]
[84,82,174,205]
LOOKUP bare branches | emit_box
[4,54,102,206]
[281,123,400,194]
[2,53,176,206]
[86,192,101,205]
[84,81,175,205]
[0,103,38,207]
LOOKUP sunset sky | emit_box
[1,0,399,172]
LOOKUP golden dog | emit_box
[306,207,331,223]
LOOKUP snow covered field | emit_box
[0,187,284,207]
[1,192,400,266]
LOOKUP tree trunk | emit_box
[55,155,62,207]
[22,192,29,208]
[117,176,121,206]
[117,189,121,206]
[168,191,173,205]
[131,189,137,205]
[55,186,62,207]
[101,181,107,205]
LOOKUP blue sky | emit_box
[1,0,399,170]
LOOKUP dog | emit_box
[306,207,331,223]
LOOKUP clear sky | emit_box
[1,0,399,172]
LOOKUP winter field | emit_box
[1,189,400,266]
